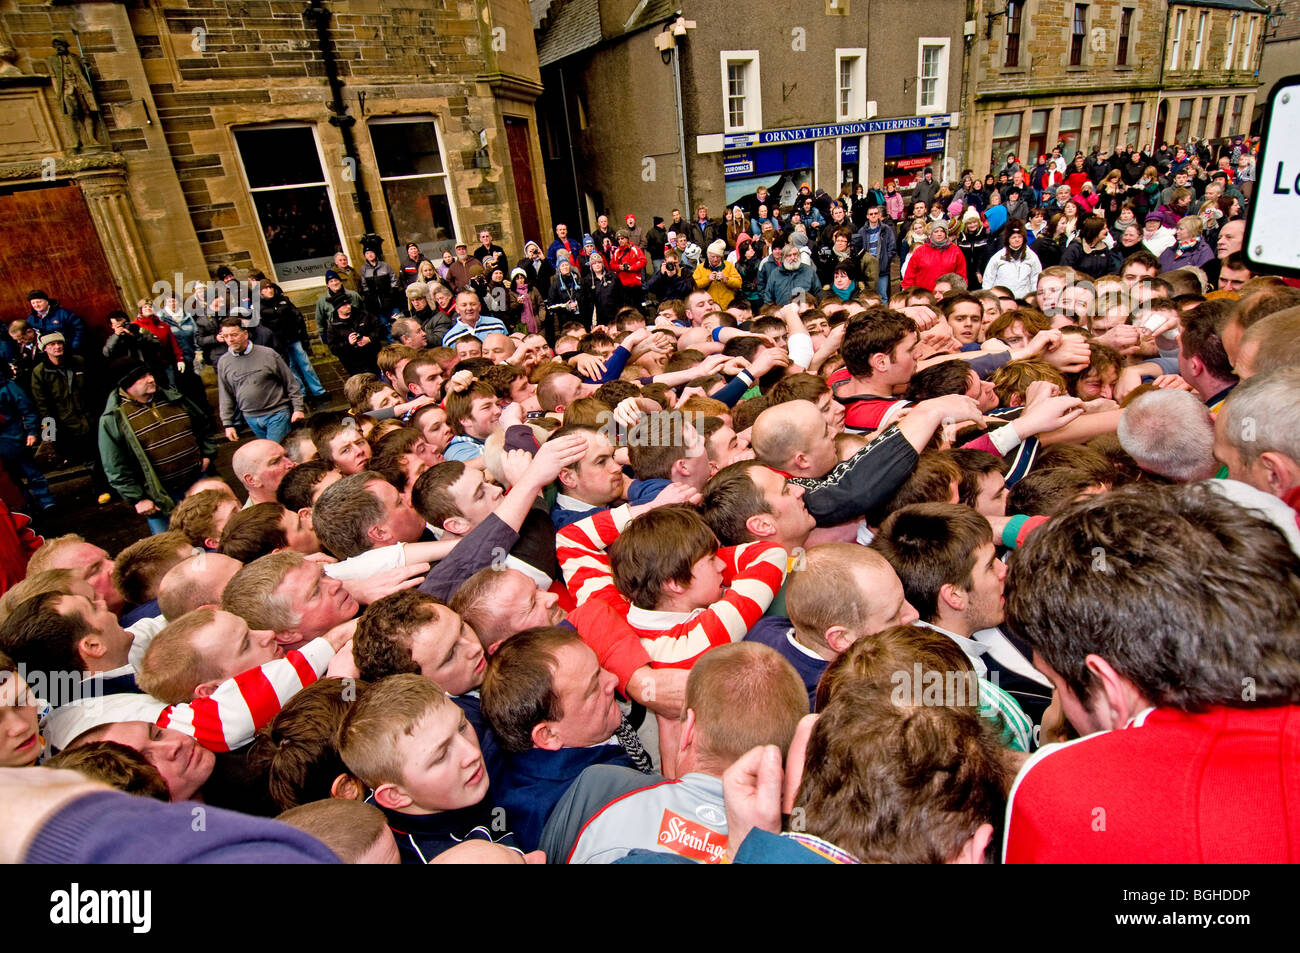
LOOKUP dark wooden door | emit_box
[505,117,543,247]
[0,182,117,341]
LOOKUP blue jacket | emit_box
[494,744,635,851]
[377,798,518,865]
[0,379,39,457]
[27,303,85,352]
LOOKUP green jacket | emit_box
[30,356,92,439]
[97,387,217,513]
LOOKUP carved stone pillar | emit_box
[78,166,153,309]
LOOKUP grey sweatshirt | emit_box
[216,342,303,426]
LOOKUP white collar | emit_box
[555,492,604,512]
[914,620,988,677]
[627,603,702,630]
[785,629,825,661]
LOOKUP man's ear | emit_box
[372,782,411,811]
[870,352,890,376]
[330,773,365,801]
[193,679,222,699]
[1257,452,1300,498]
[531,722,563,752]
[950,823,995,864]
[203,536,221,551]
[745,512,776,541]
[556,465,578,491]
[1008,392,1024,408]
[366,523,391,546]
[298,508,314,530]
[77,633,106,663]
[938,582,966,614]
[782,713,819,815]
[271,629,299,649]
[678,707,697,757]
[1084,652,1148,729]
[485,637,507,657]
[442,516,471,537]
[823,625,855,656]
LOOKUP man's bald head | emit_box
[482,333,514,364]
[752,400,825,470]
[232,439,296,505]
[157,553,243,621]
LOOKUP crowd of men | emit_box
[3,131,1300,865]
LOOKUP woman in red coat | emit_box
[901,222,967,292]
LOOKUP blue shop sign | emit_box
[723,142,816,179]
[722,113,955,151]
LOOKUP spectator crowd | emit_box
[3,131,1300,866]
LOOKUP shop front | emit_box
[882,129,947,188]
[723,143,815,208]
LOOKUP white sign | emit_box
[1245,75,1300,278]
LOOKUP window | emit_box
[1005,0,1022,68]
[836,49,867,121]
[1028,108,1050,161]
[1231,95,1245,135]
[1058,107,1084,160]
[1126,102,1143,148]
[1170,10,1184,69]
[1214,96,1228,138]
[1088,106,1104,154]
[1225,14,1238,68]
[1117,8,1133,66]
[1175,98,1193,142]
[233,124,345,286]
[1241,16,1255,70]
[369,117,460,259]
[721,52,761,132]
[991,112,1022,167]
[1107,103,1123,151]
[1197,98,1211,138]
[1070,4,1088,67]
[916,39,950,114]
[1193,12,1206,69]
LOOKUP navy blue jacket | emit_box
[494,744,635,851]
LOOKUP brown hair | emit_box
[814,623,976,712]
[410,461,467,530]
[444,380,496,436]
[786,545,896,654]
[796,684,1006,862]
[684,643,808,772]
[169,490,234,548]
[989,359,1067,407]
[353,590,442,681]
[218,502,289,562]
[277,800,391,863]
[46,741,171,801]
[113,532,192,605]
[610,505,718,610]
[480,625,580,753]
[137,607,224,704]
[247,677,366,810]
[336,673,452,788]
[869,504,993,623]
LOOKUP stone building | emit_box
[532,0,966,231]
[964,0,1267,176]
[0,0,549,331]
[1256,0,1297,113]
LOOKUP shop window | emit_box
[369,116,461,259]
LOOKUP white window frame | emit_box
[1193,11,1206,69]
[916,38,949,116]
[720,50,762,133]
[368,114,464,250]
[1170,9,1184,69]
[835,48,867,122]
[231,121,347,293]
[1225,13,1238,69]
[1241,15,1255,70]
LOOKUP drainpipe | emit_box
[558,70,584,230]
[303,0,376,237]
[672,42,691,216]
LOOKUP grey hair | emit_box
[1219,367,1300,467]
[1117,389,1218,482]
[313,473,388,559]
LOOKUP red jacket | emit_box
[134,313,184,363]
[610,244,647,288]
[901,241,967,291]
[1005,705,1300,862]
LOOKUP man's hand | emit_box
[24,435,35,448]
[626,665,687,719]
[522,432,590,487]
[1152,373,1195,392]
[224,427,239,442]
[1082,397,1120,413]
[1039,332,1092,374]
[748,347,791,379]
[722,744,785,862]
[337,562,431,605]
[1115,366,1145,403]
[1095,324,1144,355]
[290,410,305,423]
[134,499,159,516]
[0,767,116,863]
[1012,394,1086,439]
[325,639,359,679]
[320,618,359,653]
[394,395,435,417]
[902,305,939,331]
[1022,379,1063,405]
[200,458,211,472]
[642,481,703,511]
[613,396,646,429]
[570,352,606,380]
[446,369,475,395]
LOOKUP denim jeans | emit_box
[877,273,891,298]
[287,341,327,398]
[245,408,293,443]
